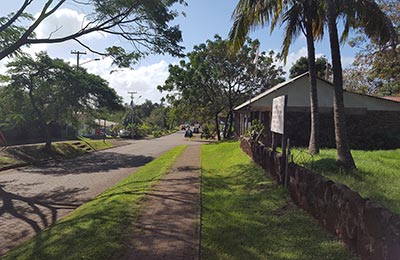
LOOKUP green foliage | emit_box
[159,35,285,139]
[1,52,124,145]
[0,11,34,58]
[201,142,356,260]
[245,119,265,138]
[120,99,173,139]
[345,1,399,96]
[1,145,186,260]
[0,84,31,129]
[293,148,400,214]
[152,130,162,138]
[289,56,330,79]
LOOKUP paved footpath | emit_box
[124,144,201,260]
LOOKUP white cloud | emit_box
[24,8,106,56]
[82,58,171,105]
[341,56,354,68]
[279,47,309,74]
[35,8,103,40]
[0,58,10,75]
[274,47,325,76]
[273,47,355,77]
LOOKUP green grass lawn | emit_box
[292,148,400,214]
[0,145,186,260]
[0,139,113,170]
[0,154,22,168]
[201,142,356,260]
[75,136,114,151]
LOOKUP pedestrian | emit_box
[184,128,193,138]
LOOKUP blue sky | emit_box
[2,1,358,104]
[145,1,356,67]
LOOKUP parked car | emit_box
[119,129,131,138]
[193,123,200,133]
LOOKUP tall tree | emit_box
[5,52,124,150]
[325,0,397,170]
[230,0,324,154]
[344,0,399,96]
[159,36,285,140]
[0,0,186,66]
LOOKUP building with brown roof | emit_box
[234,73,400,149]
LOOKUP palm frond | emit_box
[281,4,303,63]
[229,0,282,53]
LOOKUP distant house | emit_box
[234,73,400,149]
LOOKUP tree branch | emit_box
[0,0,66,60]
[0,0,33,33]
[73,38,107,57]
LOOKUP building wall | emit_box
[284,111,400,149]
[249,76,400,112]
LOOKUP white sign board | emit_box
[270,95,287,134]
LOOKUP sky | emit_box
[1,1,358,105]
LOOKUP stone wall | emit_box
[240,137,400,260]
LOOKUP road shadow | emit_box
[17,152,154,175]
[0,185,85,235]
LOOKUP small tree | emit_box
[289,56,331,79]
[5,52,124,150]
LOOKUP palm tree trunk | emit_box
[304,9,320,155]
[326,0,356,170]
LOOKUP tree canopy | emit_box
[1,52,124,148]
[159,35,285,140]
[0,0,187,66]
[289,56,330,79]
[344,0,399,96]
[229,0,326,155]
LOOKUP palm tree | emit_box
[325,0,397,170]
[229,0,324,154]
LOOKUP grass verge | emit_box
[76,136,113,151]
[1,145,186,260]
[0,139,113,170]
[292,148,400,214]
[201,141,356,260]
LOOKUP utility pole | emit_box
[71,50,86,68]
[128,91,137,139]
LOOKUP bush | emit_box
[152,130,162,138]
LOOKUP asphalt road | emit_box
[0,131,197,255]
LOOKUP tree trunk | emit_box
[44,126,52,152]
[326,0,356,170]
[304,8,320,155]
[215,113,221,141]
[227,110,234,139]
[223,113,229,139]
[28,87,52,152]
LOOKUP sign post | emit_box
[270,95,288,184]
